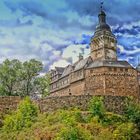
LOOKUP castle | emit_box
[49,9,140,98]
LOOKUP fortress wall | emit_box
[0,95,136,114]
[85,67,139,98]
[85,67,107,95]
[105,68,139,97]
[70,81,86,95]
[36,95,127,114]
[50,80,86,97]
[0,96,22,112]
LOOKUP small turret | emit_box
[78,53,84,61]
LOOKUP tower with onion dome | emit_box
[90,6,117,61]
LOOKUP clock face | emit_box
[106,50,116,58]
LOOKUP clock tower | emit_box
[90,9,117,61]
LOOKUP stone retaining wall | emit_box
[0,95,127,114]
[36,95,127,114]
[0,96,22,112]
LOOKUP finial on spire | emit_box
[98,1,106,24]
[100,1,104,11]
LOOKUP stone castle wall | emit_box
[0,95,128,114]
[50,79,86,97]
[0,96,22,112]
[106,68,139,97]
[0,95,139,114]
[36,95,127,114]
[85,68,105,95]
[85,67,139,97]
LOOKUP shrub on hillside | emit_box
[2,97,38,132]
[54,126,93,140]
[89,96,105,120]
[102,112,126,125]
[58,108,85,125]
[45,108,85,127]
[124,97,140,130]
[113,122,140,140]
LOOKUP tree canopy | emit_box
[0,59,50,97]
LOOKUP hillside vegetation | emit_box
[0,96,140,140]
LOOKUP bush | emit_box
[3,97,38,132]
[102,112,126,125]
[54,126,93,140]
[58,108,85,125]
[124,97,140,129]
[89,96,105,120]
[113,123,140,140]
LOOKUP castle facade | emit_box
[49,9,140,98]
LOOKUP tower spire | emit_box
[90,3,117,61]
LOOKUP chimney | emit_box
[79,53,83,61]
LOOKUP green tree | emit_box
[0,59,22,96]
[34,73,50,97]
[0,59,43,97]
[22,59,43,96]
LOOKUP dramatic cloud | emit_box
[0,0,139,71]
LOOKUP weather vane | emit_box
[100,1,104,11]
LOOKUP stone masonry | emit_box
[0,95,128,114]
[0,96,21,112]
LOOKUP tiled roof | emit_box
[61,65,73,77]
[87,60,132,69]
[60,56,92,78]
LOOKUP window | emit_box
[114,68,117,71]
[111,39,114,42]
[109,68,112,71]
[68,89,71,95]
[120,68,123,72]
[90,70,93,73]
[125,69,128,72]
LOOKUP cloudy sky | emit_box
[0,0,140,71]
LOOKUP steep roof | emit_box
[55,67,65,74]
[61,65,73,77]
[60,56,92,78]
[73,56,92,71]
[87,60,132,69]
